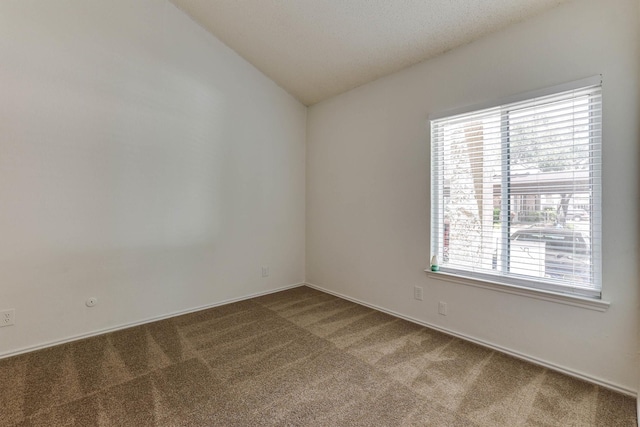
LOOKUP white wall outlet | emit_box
[261,266,269,277]
[438,301,447,316]
[86,297,98,307]
[414,286,423,301]
[0,309,15,327]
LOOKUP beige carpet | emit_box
[0,286,635,426]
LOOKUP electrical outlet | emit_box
[438,302,447,316]
[261,266,269,277]
[0,309,15,327]
[414,286,423,301]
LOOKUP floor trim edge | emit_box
[0,282,305,360]
[304,282,637,398]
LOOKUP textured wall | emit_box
[307,0,640,393]
[0,0,306,355]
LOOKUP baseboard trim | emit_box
[304,282,637,398]
[0,282,305,360]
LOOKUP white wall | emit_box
[307,0,640,393]
[0,0,306,355]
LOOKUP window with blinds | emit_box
[430,77,602,299]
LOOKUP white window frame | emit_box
[429,76,603,301]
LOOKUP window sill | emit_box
[424,269,610,312]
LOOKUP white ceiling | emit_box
[171,0,568,106]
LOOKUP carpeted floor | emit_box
[0,286,636,426]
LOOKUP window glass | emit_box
[431,81,601,298]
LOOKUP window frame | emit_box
[429,76,603,300]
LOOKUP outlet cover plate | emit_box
[438,302,447,316]
[1,309,15,327]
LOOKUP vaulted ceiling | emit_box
[170,0,568,105]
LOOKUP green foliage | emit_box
[508,99,590,172]
[518,210,544,223]
[544,208,557,223]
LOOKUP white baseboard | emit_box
[304,282,637,398]
[0,282,305,360]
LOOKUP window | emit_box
[430,77,602,299]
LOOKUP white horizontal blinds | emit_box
[431,82,602,298]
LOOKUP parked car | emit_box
[564,209,590,222]
[510,227,590,281]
